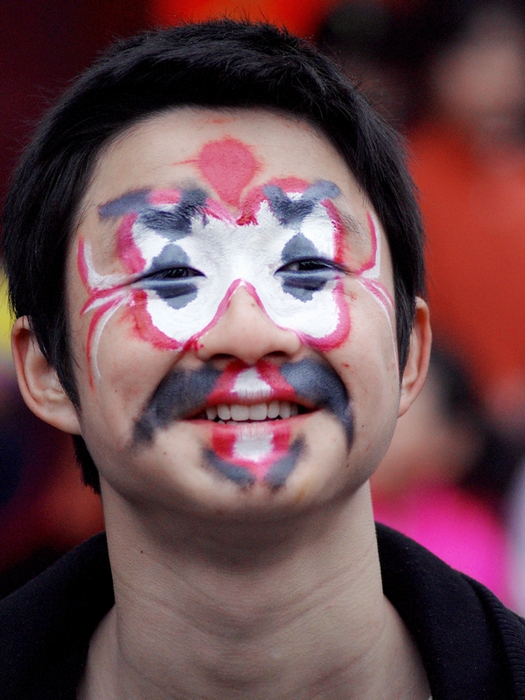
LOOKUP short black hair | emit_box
[2,19,425,491]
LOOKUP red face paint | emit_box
[195,137,260,208]
[211,421,293,481]
[117,213,146,274]
[206,359,298,406]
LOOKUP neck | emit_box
[79,484,429,700]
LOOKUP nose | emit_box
[196,286,301,364]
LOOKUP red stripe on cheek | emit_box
[124,289,181,350]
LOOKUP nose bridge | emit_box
[196,283,301,363]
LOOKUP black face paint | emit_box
[134,365,221,443]
[138,188,207,237]
[265,438,304,488]
[278,233,339,302]
[99,189,150,218]
[204,452,256,487]
[264,180,340,227]
[133,359,352,491]
[138,244,202,310]
[205,437,304,490]
[280,359,353,445]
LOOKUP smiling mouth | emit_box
[198,401,311,423]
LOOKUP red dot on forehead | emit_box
[196,137,260,207]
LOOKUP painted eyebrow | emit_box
[139,188,207,236]
[99,189,151,218]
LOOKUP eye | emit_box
[144,267,204,281]
[278,258,344,274]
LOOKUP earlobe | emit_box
[398,298,432,417]
[11,316,81,435]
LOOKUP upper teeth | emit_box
[206,401,299,422]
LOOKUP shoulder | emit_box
[0,532,113,700]
[377,524,525,699]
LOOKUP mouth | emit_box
[133,358,351,448]
[196,400,311,423]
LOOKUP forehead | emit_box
[78,107,373,232]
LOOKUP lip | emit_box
[201,387,304,407]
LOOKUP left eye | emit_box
[278,259,342,273]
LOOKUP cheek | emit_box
[72,279,170,394]
[334,293,400,461]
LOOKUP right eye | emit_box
[144,267,204,281]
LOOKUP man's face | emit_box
[68,108,402,515]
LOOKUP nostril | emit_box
[206,350,293,367]
[265,351,293,361]
[211,353,237,362]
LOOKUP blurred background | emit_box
[1,0,525,611]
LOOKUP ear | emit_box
[398,297,432,418]
[11,316,81,434]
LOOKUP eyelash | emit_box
[278,258,345,274]
[143,267,204,280]
[138,259,344,286]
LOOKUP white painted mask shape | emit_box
[78,139,393,382]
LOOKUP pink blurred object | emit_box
[374,483,512,605]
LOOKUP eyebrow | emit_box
[338,210,368,241]
[98,184,369,242]
[98,189,151,218]
[139,189,207,236]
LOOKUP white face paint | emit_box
[79,179,356,380]
[358,211,396,358]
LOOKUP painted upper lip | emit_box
[201,387,314,409]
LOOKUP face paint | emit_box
[191,137,260,208]
[79,137,395,384]
[355,212,397,356]
[133,359,352,488]
[79,173,352,381]
[207,429,304,489]
[133,365,221,443]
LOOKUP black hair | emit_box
[2,19,425,492]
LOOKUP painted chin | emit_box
[192,410,311,489]
[206,419,306,489]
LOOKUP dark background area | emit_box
[0,0,149,207]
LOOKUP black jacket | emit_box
[1,524,525,699]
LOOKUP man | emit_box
[1,20,524,700]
